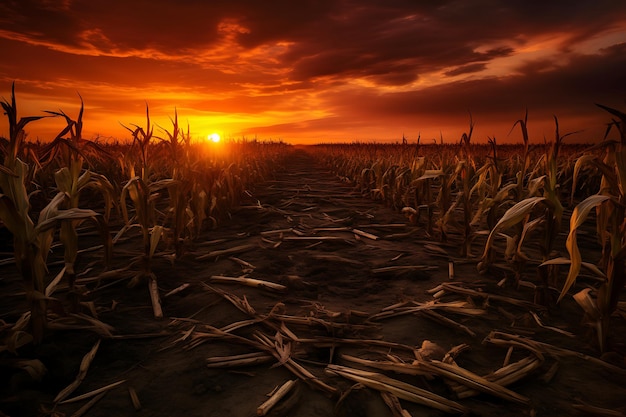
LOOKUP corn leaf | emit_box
[540,257,606,278]
[149,225,164,259]
[572,288,600,320]
[570,154,596,206]
[36,208,100,233]
[559,194,611,303]
[417,170,444,181]
[480,197,546,264]
[54,340,101,403]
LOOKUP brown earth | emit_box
[1,146,625,417]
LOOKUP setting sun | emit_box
[208,133,221,143]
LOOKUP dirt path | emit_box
[2,147,625,417]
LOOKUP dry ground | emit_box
[1,147,625,417]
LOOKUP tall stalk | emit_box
[42,96,114,307]
[548,104,626,351]
[120,105,168,318]
[1,84,107,342]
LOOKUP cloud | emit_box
[1,1,626,143]
[444,63,488,77]
[255,41,626,142]
[329,41,626,116]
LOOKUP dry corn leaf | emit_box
[326,364,466,414]
[198,243,257,260]
[417,360,529,404]
[453,356,542,399]
[45,265,67,297]
[55,340,101,403]
[341,354,430,376]
[380,391,412,417]
[58,379,126,404]
[206,352,273,368]
[68,392,106,417]
[255,332,337,395]
[209,275,287,292]
[559,194,611,303]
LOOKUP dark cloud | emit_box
[444,63,487,77]
[0,0,225,52]
[276,1,625,86]
[2,1,625,75]
[326,43,626,118]
[1,0,626,142]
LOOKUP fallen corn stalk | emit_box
[325,364,467,414]
[451,356,542,399]
[255,332,337,395]
[372,265,438,274]
[415,360,529,404]
[197,243,257,260]
[380,391,413,417]
[164,283,190,298]
[209,275,287,292]
[370,300,485,321]
[257,379,297,416]
[68,391,106,417]
[283,236,348,241]
[201,283,257,316]
[417,309,476,337]
[206,352,274,368]
[485,331,626,376]
[58,379,126,405]
[341,354,430,376]
[529,311,575,337]
[440,283,544,310]
[352,228,379,240]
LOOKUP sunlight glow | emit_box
[208,133,221,143]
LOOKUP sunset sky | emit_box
[1,1,626,144]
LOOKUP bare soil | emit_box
[1,146,625,417]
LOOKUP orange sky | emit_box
[1,1,626,145]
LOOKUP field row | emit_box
[1,85,624,356]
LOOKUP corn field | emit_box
[0,83,290,339]
[313,111,626,352]
[1,84,625,416]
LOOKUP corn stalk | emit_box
[478,117,571,304]
[0,84,107,342]
[43,97,113,311]
[157,109,190,257]
[457,119,476,256]
[120,105,165,318]
[510,110,531,202]
[546,104,626,351]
